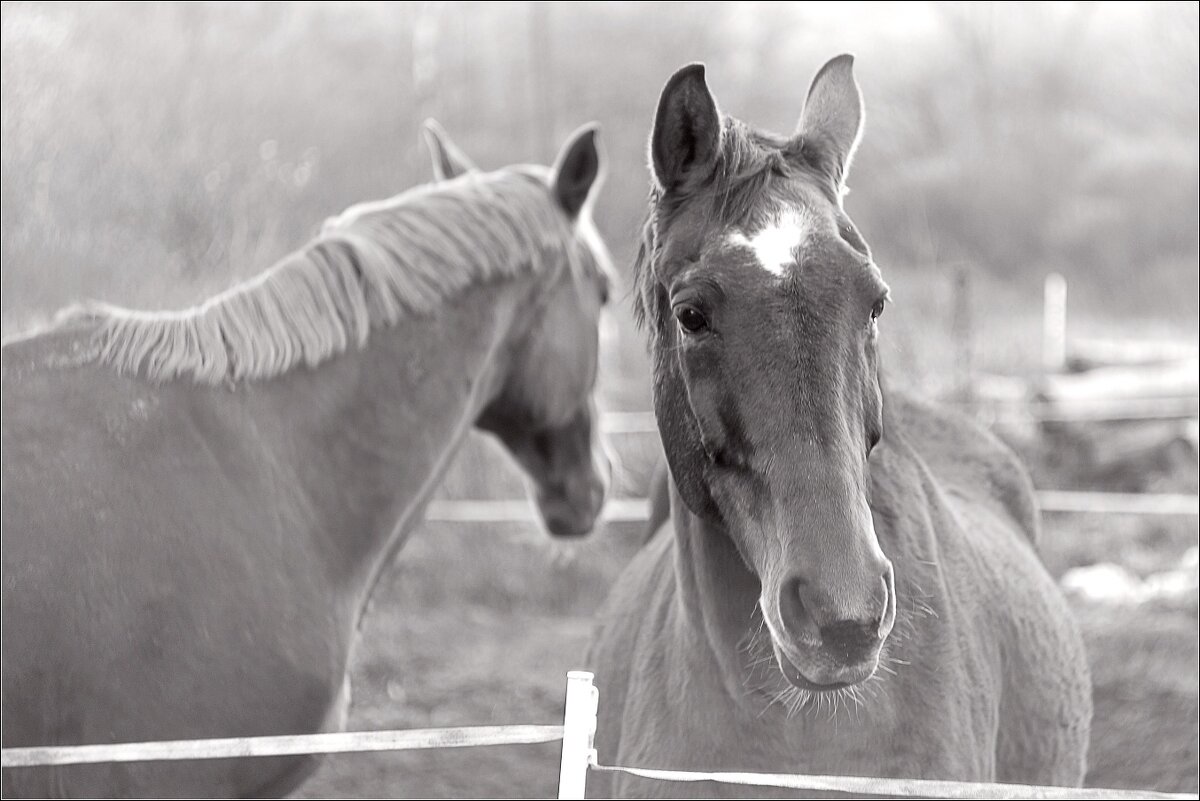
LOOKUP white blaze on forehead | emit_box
[727,208,813,277]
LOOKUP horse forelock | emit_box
[631,118,840,336]
[68,170,593,385]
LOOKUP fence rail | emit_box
[586,759,1197,800]
[0,725,564,768]
[597,399,1200,434]
[426,491,1199,523]
[586,406,1200,521]
[5,673,1195,800]
[559,672,1198,801]
[1037,490,1199,516]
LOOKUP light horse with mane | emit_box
[587,57,1092,798]
[2,122,613,798]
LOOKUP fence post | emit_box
[952,266,975,403]
[1043,272,1067,373]
[557,671,598,799]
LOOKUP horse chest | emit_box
[611,664,998,798]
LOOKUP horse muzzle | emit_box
[534,447,610,538]
[771,630,883,691]
[764,560,897,691]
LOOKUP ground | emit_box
[300,606,587,799]
[299,507,1198,799]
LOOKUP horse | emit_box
[585,57,1092,798]
[1,121,614,798]
[641,459,672,546]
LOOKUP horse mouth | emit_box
[542,511,596,538]
[536,488,604,538]
[534,455,609,538]
[771,640,878,693]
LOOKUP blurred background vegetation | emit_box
[2,2,1196,796]
[3,2,1197,373]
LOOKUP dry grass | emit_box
[295,421,1199,798]
[294,502,1197,797]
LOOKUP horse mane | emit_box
[630,118,839,333]
[69,171,588,384]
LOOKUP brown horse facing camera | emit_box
[586,56,1091,798]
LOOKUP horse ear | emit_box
[650,63,722,193]
[796,54,864,186]
[421,118,477,181]
[550,123,603,220]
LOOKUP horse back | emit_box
[2,328,353,797]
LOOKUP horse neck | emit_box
[667,481,768,707]
[256,270,542,599]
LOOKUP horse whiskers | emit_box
[776,685,814,720]
[737,635,763,658]
[786,688,811,718]
[746,666,875,723]
[740,613,897,723]
[754,685,792,719]
[858,672,886,707]
[913,600,939,619]
[846,684,865,719]
[738,624,769,656]
[749,600,763,623]
[903,581,931,598]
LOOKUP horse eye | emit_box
[871,299,886,320]
[674,305,709,335]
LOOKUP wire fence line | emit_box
[425,490,1199,523]
[1036,490,1198,516]
[0,725,565,768]
[559,673,1197,801]
[586,759,1199,800]
[6,411,1195,788]
[974,397,1200,424]
[4,675,1195,800]
[597,398,1200,435]
[542,405,1200,522]
[9,723,1193,800]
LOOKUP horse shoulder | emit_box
[962,509,1092,784]
[877,394,1091,785]
[942,494,1091,785]
[886,390,1040,550]
[896,395,1093,745]
[3,348,351,793]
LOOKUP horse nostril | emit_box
[778,577,819,643]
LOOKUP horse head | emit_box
[636,57,895,690]
[423,120,615,539]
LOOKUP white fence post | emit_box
[557,670,598,799]
[1043,272,1067,373]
